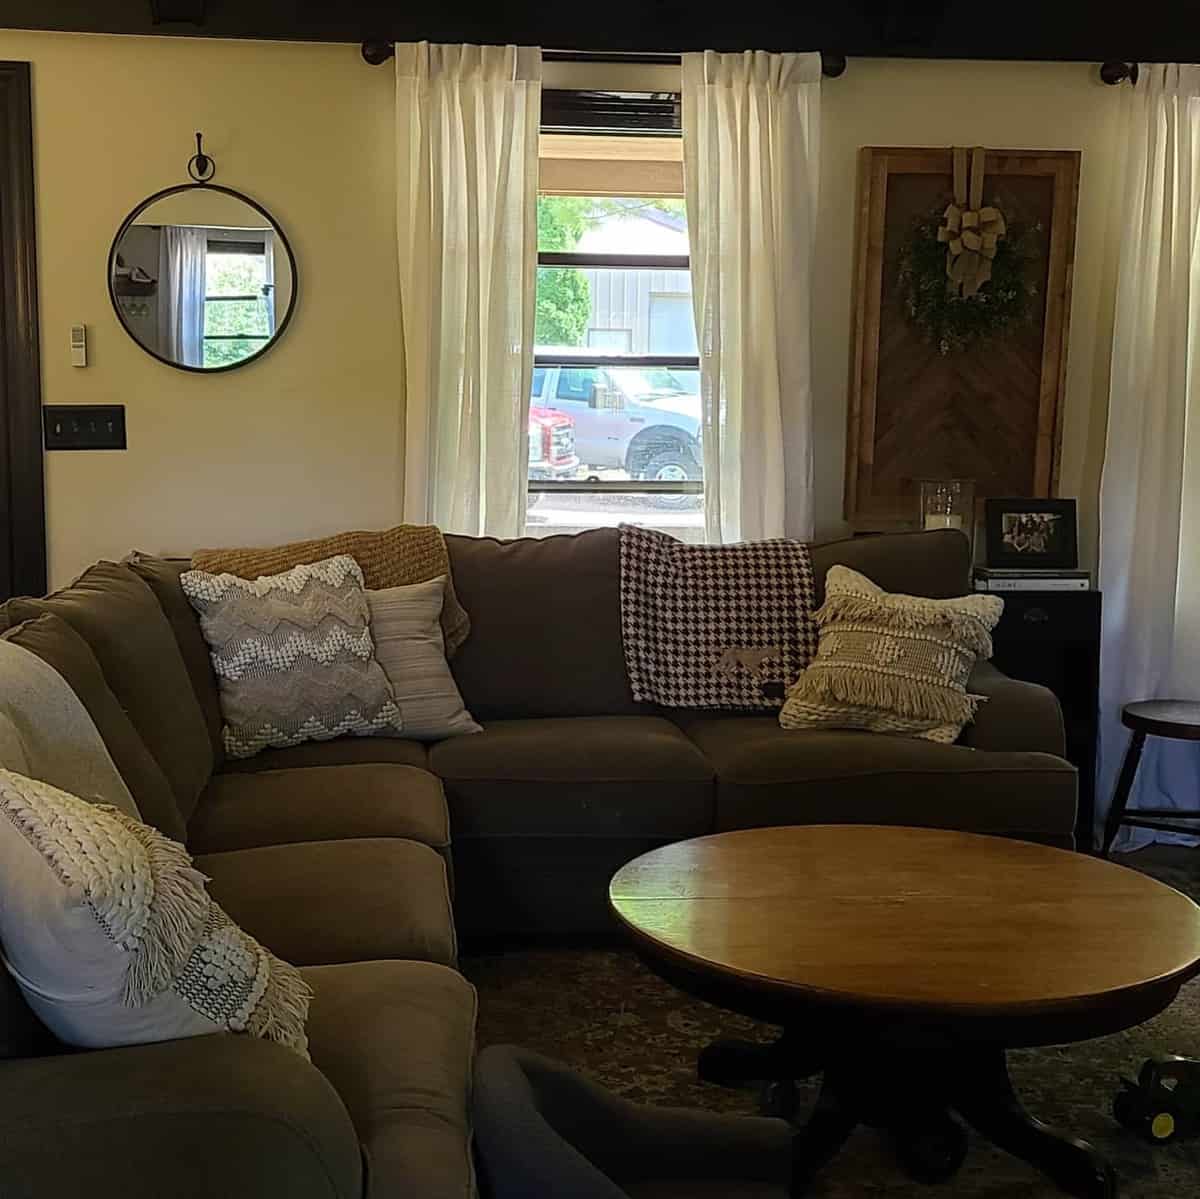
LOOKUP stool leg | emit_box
[1102,730,1147,857]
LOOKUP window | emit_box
[529,190,701,544]
[203,240,273,369]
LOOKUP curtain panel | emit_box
[157,225,207,369]
[681,50,821,545]
[395,42,541,538]
[1097,63,1200,848]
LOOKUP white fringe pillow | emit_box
[780,566,1004,743]
[0,769,310,1056]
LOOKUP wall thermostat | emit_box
[70,324,87,367]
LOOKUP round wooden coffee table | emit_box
[609,825,1200,1198]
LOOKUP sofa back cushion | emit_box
[3,563,213,821]
[445,529,647,720]
[0,615,187,842]
[809,529,970,604]
[0,968,52,1060]
[126,553,225,765]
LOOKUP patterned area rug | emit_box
[462,847,1200,1198]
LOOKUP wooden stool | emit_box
[1102,701,1200,856]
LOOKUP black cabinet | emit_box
[988,590,1102,852]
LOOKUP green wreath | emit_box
[896,205,1041,355]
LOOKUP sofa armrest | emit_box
[962,660,1066,757]
[0,1034,362,1199]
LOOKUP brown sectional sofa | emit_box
[0,526,1076,1198]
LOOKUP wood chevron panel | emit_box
[845,147,1079,531]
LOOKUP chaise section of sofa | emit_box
[0,560,478,1199]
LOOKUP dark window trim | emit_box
[0,62,46,599]
[206,239,266,255]
[534,352,698,370]
[539,251,689,270]
[202,335,270,342]
[205,294,265,303]
[542,89,681,136]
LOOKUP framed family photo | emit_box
[984,497,1078,569]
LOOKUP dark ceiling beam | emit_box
[0,2,1193,62]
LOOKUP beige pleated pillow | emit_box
[780,566,1003,743]
[368,577,481,740]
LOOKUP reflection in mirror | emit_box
[109,186,296,371]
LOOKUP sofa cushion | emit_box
[809,528,970,604]
[4,562,213,821]
[0,968,51,1061]
[219,736,428,773]
[445,529,647,720]
[1,615,186,841]
[126,553,225,765]
[304,959,476,1199]
[180,556,403,760]
[430,717,714,839]
[196,838,456,967]
[189,764,449,856]
[368,579,481,740]
[780,565,1003,743]
[683,716,1077,846]
[0,769,310,1057]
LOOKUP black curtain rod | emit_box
[362,42,848,77]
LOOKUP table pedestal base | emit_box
[699,1038,1118,1198]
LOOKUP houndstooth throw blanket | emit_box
[618,525,818,709]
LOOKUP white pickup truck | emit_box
[530,360,702,489]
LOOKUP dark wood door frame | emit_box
[0,62,46,600]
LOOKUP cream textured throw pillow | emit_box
[181,555,404,759]
[0,769,310,1056]
[780,566,1004,743]
[368,578,481,740]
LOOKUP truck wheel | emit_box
[644,449,701,510]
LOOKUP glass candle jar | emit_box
[918,478,976,555]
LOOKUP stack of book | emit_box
[973,568,1091,592]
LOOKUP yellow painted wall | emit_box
[0,30,402,587]
[0,35,1120,584]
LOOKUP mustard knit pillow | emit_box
[780,566,1003,743]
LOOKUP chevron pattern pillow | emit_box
[181,555,403,759]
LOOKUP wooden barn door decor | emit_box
[845,146,1080,532]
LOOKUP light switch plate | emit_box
[43,405,126,450]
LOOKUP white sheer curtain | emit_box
[1097,63,1200,849]
[681,50,821,544]
[157,225,207,368]
[395,42,540,538]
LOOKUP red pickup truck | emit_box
[528,405,578,483]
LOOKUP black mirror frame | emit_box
[107,181,299,375]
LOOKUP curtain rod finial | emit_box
[1101,61,1138,86]
[821,52,847,79]
[362,41,395,66]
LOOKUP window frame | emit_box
[530,214,700,500]
[202,239,271,352]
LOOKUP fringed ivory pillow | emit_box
[0,769,310,1056]
[780,566,1004,743]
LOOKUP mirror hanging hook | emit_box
[187,131,216,183]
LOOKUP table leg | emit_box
[790,1072,857,1196]
[698,1030,823,1088]
[1102,729,1147,857]
[952,1049,1117,1198]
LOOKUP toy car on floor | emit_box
[1114,1056,1200,1143]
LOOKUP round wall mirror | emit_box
[108,183,298,372]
